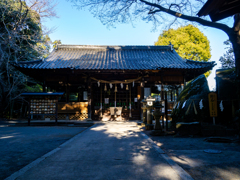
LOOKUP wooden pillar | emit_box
[161,84,164,102]
[137,86,142,120]
[87,78,92,120]
[55,96,58,125]
[100,84,103,118]
[28,97,31,126]
[115,84,117,107]
[43,81,46,92]
[91,82,94,120]
[66,84,69,103]
[141,82,144,121]
[129,84,132,118]
[165,91,168,131]
[161,80,165,129]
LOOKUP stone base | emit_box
[145,124,154,130]
[85,118,92,121]
[176,122,200,136]
[151,130,164,136]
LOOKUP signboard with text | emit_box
[208,92,218,117]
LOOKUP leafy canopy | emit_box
[155,25,211,62]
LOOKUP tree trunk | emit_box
[0,80,5,118]
[229,14,240,99]
[232,14,240,79]
[229,32,240,76]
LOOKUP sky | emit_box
[42,1,233,91]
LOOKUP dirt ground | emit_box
[144,130,240,180]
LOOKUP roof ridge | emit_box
[57,44,171,50]
[185,59,215,64]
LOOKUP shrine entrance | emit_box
[92,83,141,121]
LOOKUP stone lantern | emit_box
[145,96,156,130]
[141,99,147,126]
[151,100,164,135]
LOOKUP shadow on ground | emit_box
[0,126,88,179]
[144,130,240,180]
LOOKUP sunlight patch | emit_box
[170,155,202,167]
[0,136,14,139]
[132,154,147,165]
[153,165,181,179]
[216,167,240,180]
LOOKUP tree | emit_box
[52,40,62,49]
[70,0,240,79]
[155,25,211,62]
[0,0,57,118]
[219,40,235,69]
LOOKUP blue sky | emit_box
[43,1,232,91]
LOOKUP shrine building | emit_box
[13,44,214,121]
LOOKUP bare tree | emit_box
[219,40,235,69]
[26,0,58,19]
[70,0,240,80]
[0,0,57,118]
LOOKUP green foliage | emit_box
[24,84,42,92]
[37,35,52,58]
[155,25,211,62]
[53,40,62,49]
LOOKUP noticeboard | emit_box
[21,92,64,125]
[208,92,218,117]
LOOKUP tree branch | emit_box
[140,0,231,34]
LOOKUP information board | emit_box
[208,92,218,117]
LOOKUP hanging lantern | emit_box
[104,84,107,91]
[121,83,123,89]
[126,84,129,90]
[115,84,117,92]
[132,81,134,87]
[97,81,100,87]
[109,83,112,89]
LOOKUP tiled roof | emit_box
[14,45,215,70]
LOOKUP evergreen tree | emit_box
[155,25,211,62]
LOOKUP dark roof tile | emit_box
[13,45,215,70]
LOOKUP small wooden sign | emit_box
[208,92,218,117]
[105,98,109,104]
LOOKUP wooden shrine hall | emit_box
[13,45,215,121]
